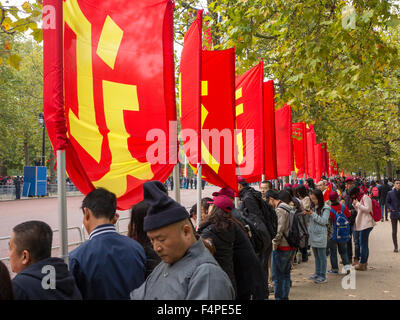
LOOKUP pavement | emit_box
[1,185,400,299]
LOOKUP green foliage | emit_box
[1,1,42,70]
[0,40,48,175]
[175,0,400,177]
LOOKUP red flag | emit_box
[321,142,329,176]
[235,61,264,182]
[292,122,307,178]
[44,0,177,210]
[306,124,316,179]
[180,10,202,164]
[315,143,323,182]
[275,104,294,177]
[199,48,237,191]
[324,182,333,202]
[263,81,278,180]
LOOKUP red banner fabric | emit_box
[235,61,264,183]
[199,48,238,191]
[180,10,202,164]
[275,104,294,177]
[263,81,278,180]
[306,124,316,179]
[292,122,307,178]
[315,143,322,183]
[44,0,177,210]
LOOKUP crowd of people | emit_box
[0,174,398,300]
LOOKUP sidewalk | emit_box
[289,220,400,299]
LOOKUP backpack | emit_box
[237,207,271,254]
[330,204,351,243]
[280,205,301,249]
[257,195,278,239]
[361,196,382,222]
[372,187,379,198]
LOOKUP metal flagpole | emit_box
[173,163,181,204]
[196,164,202,229]
[57,150,68,264]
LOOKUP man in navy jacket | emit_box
[9,221,82,300]
[386,179,400,252]
[69,188,146,299]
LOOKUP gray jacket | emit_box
[130,239,235,300]
[272,202,292,250]
[309,205,330,248]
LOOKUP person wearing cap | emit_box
[327,191,352,274]
[69,188,146,299]
[198,195,267,300]
[130,181,235,300]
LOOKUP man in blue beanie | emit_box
[130,181,235,300]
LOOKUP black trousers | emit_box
[392,218,400,249]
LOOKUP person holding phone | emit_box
[306,189,330,284]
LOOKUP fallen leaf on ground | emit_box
[383,291,390,293]
[348,294,357,297]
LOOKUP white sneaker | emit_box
[342,264,351,274]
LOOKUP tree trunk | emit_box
[48,145,56,184]
[0,163,7,176]
[23,137,29,166]
[375,161,381,182]
[384,142,393,179]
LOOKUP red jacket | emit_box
[330,203,351,221]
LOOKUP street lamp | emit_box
[38,113,45,167]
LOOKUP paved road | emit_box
[1,185,399,299]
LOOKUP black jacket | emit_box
[198,221,236,294]
[239,187,264,218]
[141,239,162,279]
[231,222,267,300]
[12,257,82,300]
[379,183,392,205]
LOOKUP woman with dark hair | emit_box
[128,201,161,278]
[306,178,316,191]
[0,261,14,300]
[198,196,266,300]
[348,186,375,271]
[304,189,330,283]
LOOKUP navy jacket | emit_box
[386,189,400,220]
[69,224,146,300]
[12,257,82,300]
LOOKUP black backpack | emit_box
[257,195,278,239]
[236,207,271,254]
[280,205,301,248]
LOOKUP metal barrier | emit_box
[0,226,84,262]
[1,217,137,262]
[0,184,82,201]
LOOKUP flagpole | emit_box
[196,163,202,229]
[57,149,68,264]
[173,163,181,203]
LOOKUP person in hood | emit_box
[266,189,296,300]
[130,181,234,300]
[9,221,81,300]
[69,188,146,299]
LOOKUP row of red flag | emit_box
[180,10,339,192]
[43,1,339,210]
